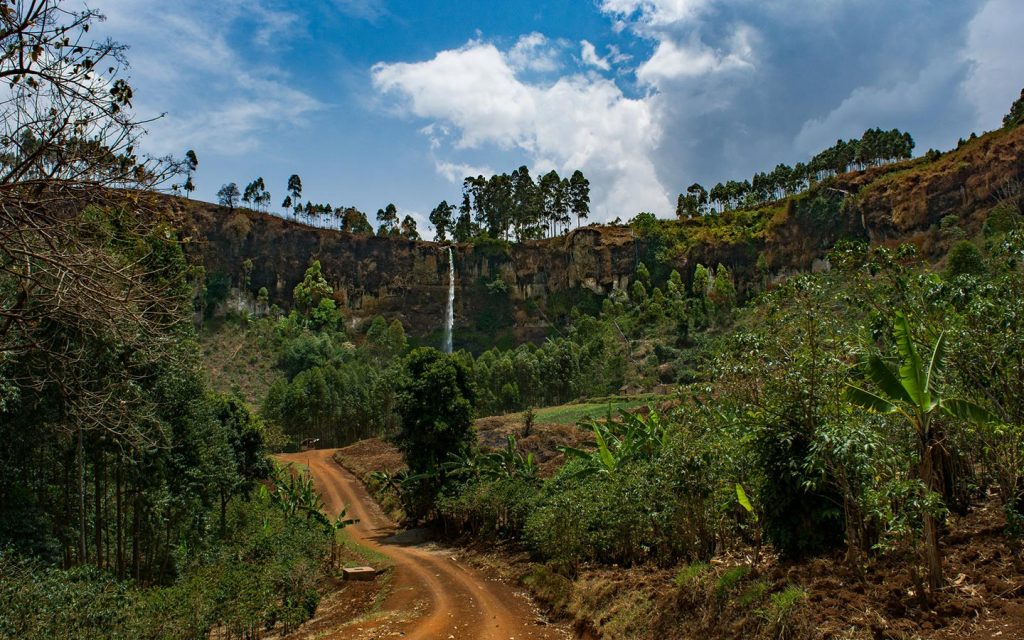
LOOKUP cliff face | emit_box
[170,201,642,345]
[845,125,1024,246]
[169,125,1023,348]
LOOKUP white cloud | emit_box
[600,0,710,28]
[434,160,494,183]
[98,0,322,156]
[507,33,564,73]
[580,40,611,71]
[636,26,755,86]
[961,0,1024,131]
[372,39,671,219]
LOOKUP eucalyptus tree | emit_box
[287,174,302,205]
[568,169,590,228]
[429,200,455,242]
[183,150,198,198]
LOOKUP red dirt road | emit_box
[278,449,570,640]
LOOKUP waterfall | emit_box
[444,246,455,354]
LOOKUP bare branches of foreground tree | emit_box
[0,2,198,569]
[0,0,185,360]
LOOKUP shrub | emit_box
[437,477,540,540]
[945,240,985,278]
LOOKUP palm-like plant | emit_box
[559,408,668,477]
[845,313,991,592]
[442,435,539,482]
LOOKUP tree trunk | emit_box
[116,461,124,579]
[77,424,87,565]
[921,439,944,592]
[94,451,103,568]
[132,490,141,581]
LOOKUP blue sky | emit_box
[95,0,1023,237]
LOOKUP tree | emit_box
[217,183,241,211]
[511,166,542,240]
[183,150,198,199]
[0,1,180,362]
[568,170,590,228]
[282,195,293,213]
[400,214,420,240]
[293,260,333,314]
[342,208,373,234]
[395,348,477,480]
[845,313,991,593]
[538,170,562,237]
[242,177,269,212]
[945,241,985,278]
[376,203,399,236]
[429,200,455,242]
[1004,88,1024,129]
[287,174,303,205]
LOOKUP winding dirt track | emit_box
[278,449,569,640]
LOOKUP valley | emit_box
[3,2,1024,639]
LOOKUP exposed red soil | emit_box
[277,449,570,640]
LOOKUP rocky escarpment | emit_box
[171,201,643,347]
[168,125,1023,349]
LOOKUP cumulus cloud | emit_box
[372,40,670,219]
[434,160,495,183]
[580,40,611,71]
[600,0,710,29]
[507,33,564,73]
[636,26,755,86]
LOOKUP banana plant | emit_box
[559,408,667,478]
[482,435,538,481]
[328,505,359,567]
[443,435,539,482]
[735,483,762,566]
[844,312,992,592]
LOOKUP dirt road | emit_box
[277,449,570,640]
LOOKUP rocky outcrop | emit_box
[167,125,1024,346]
[170,200,644,342]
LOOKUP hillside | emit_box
[172,124,1024,352]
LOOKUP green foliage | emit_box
[394,348,477,519]
[0,488,329,639]
[436,476,540,540]
[674,562,710,589]
[845,311,993,590]
[559,409,668,477]
[204,270,231,316]
[715,566,751,598]
[293,260,333,314]
[1003,88,1024,128]
[945,240,985,277]
[759,586,807,640]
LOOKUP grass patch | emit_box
[759,585,807,639]
[673,561,710,589]
[714,566,750,598]
[737,580,770,607]
[336,529,391,570]
[533,395,657,425]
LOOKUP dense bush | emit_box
[437,477,540,540]
[0,493,328,640]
